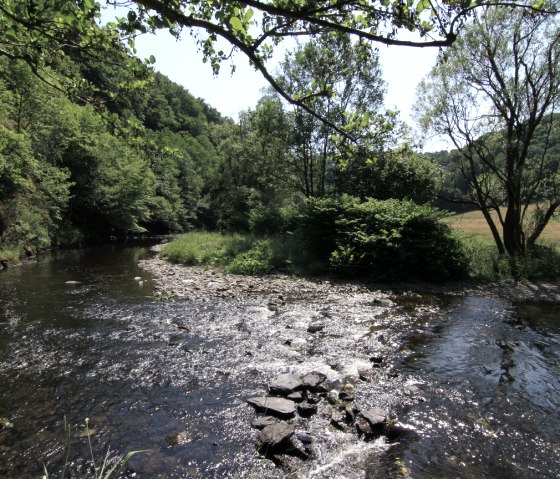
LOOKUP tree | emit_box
[276,33,386,197]
[2,1,553,131]
[418,7,560,256]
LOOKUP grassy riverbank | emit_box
[161,229,560,282]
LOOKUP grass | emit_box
[160,232,254,267]
[42,418,147,479]
[443,207,560,243]
[0,245,22,262]
[443,208,560,280]
[160,231,326,276]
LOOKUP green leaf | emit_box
[244,8,254,22]
[229,16,244,33]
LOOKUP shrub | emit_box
[227,240,276,275]
[296,195,469,281]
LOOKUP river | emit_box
[0,243,558,478]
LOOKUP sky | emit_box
[102,4,446,150]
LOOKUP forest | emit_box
[1,1,559,280]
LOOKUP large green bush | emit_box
[296,196,469,281]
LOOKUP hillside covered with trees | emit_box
[1,0,559,281]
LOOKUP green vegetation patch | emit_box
[160,232,253,267]
[162,197,470,282]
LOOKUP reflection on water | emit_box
[0,246,559,478]
[399,297,560,478]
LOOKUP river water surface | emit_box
[0,244,558,478]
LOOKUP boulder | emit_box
[357,407,388,436]
[307,323,325,334]
[246,396,297,418]
[258,423,295,452]
[251,416,278,429]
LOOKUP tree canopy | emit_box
[2,0,556,132]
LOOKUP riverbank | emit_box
[139,244,560,302]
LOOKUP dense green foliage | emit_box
[163,197,469,281]
[0,55,225,257]
[2,2,557,281]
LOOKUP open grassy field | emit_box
[444,208,560,244]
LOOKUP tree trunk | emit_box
[503,200,525,256]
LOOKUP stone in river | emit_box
[307,323,325,333]
[301,371,327,391]
[268,373,304,395]
[297,403,318,418]
[251,416,278,429]
[246,396,297,418]
[286,391,304,402]
[258,423,295,452]
[359,407,387,435]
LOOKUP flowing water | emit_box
[0,244,558,478]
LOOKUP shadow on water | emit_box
[0,245,559,478]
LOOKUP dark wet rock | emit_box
[297,432,313,444]
[246,396,297,418]
[272,454,299,472]
[362,407,388,427]
[286,438,312,459]
[269,373,304,395]
[251,416,278,429]
[369,355,385,365]
[258,423,295,453]
[403,385,425,402]
[330,411,349,431]
[306,393,321,404]
[301,371,327,391]
[297,402,318,418]
[496,339,519,351]
[358,368,378,382]
[357,407,388,436]
[385,422,418,441]
[356,416,373,435]
[307,323,325,334]
[286,391,304,402]
[339,391,355,401]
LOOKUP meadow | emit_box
[444,208,560,244]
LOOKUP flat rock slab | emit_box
[258,423,295,451]
[246,396,297,418]
[269,373,304,395]
[302,371,327,390]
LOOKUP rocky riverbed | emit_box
[136,245,560,477]
[139,244,560,303]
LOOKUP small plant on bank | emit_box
[42,417,147,479]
